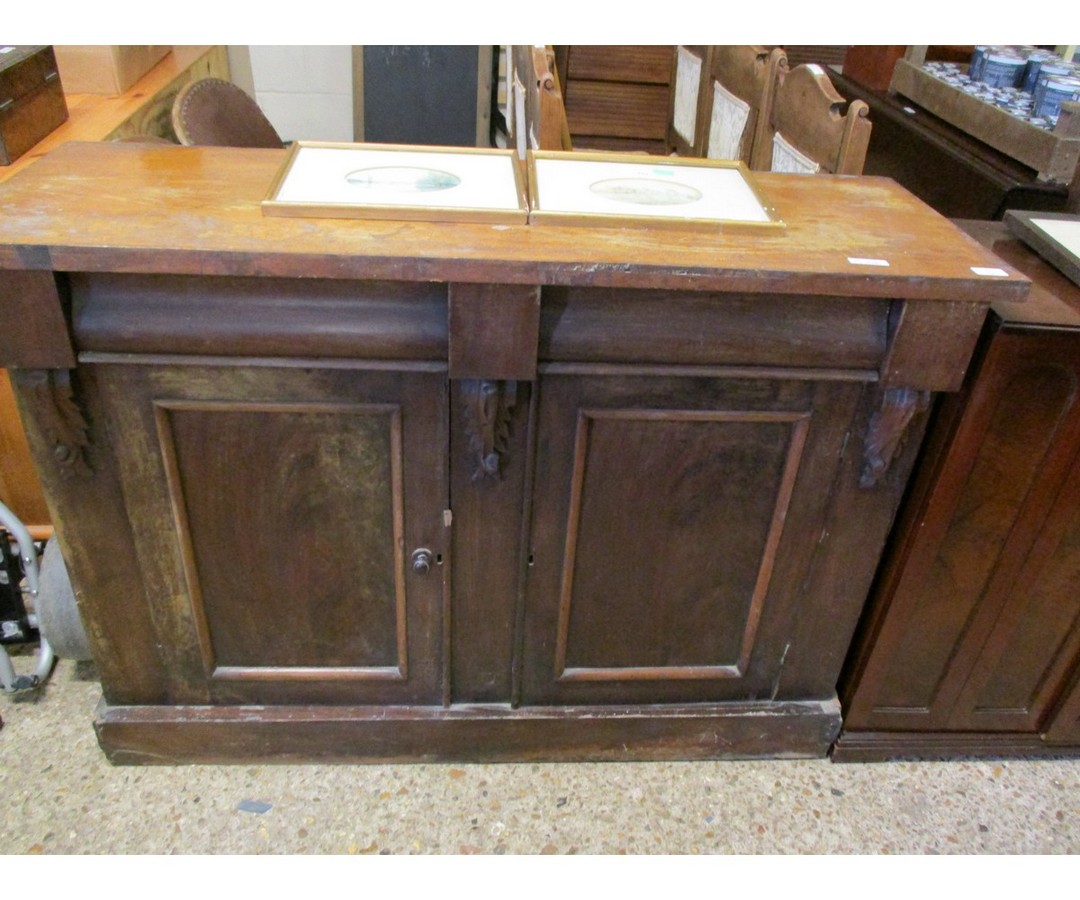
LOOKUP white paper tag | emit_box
[971,266,1009,277]
[848,257,890,267]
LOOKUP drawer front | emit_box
[71,273,448,362]
[539,286,890,372]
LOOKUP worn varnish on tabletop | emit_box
[0,141,1027,299]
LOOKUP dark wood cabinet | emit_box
[836,220,1080,760]
[0,142,1026,763]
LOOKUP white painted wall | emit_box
[246,46,353,142]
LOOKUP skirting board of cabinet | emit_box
[831,731,1080,763]
[93,698,842,764]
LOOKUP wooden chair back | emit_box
[699,46,786,164]
[666,45,712,155]
[172,78,283,149]
[753,63,871,175]
[509,45,572,157]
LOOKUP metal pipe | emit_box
[0,645,16,692]
[0,499,39,599]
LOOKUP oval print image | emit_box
[588,177,702,206]
[345,166,462,193]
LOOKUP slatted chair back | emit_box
[700,46,786,165]
[666,45,713,156]
[753,63,871,175]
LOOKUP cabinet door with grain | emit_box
[843,328,1080,736]
[90,362,447,706]
[519,373,863,706]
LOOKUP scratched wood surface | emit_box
[0,141,1027,304]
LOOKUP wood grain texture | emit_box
[844,331,1080,727]
[882,298,990,391]
[95,697,842,764]
[449,381,533,703]
[9,366,170,704]
[563,46,673,85]
[71,273,448,361]
[564,82,670,141]
[839,224,1080,754]
[831,729,1073,762]
[539,286,888,370]
[90,361,448,707]
[521,373,862,707]
[552,408,810,681]
[0,269,74,368]
[448,283,540,380]
[0,142,1027,306]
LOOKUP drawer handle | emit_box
[0,99,13,114]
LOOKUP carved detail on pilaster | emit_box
[461,379,516,481]
[860,387,930,488]
[19,369,93,480]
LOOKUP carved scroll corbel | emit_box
[16,369,92,479]
[860,387,930,488]
[461,379,516,481]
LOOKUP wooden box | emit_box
[53,45,170,95]
[889,58,1080,184]
[0,45,68,166]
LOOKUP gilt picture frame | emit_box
[1004,210,1080,290]
[262,141,530,225]
[525,149,785,232]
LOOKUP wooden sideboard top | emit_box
[0,140,1028,303]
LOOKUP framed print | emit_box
[262,141,529,225]
[526,150,784,232]
[1005,210,1080,290]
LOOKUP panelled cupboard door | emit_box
[520,374,863,706]
[91,362,447,706]
[844,328,1080,735]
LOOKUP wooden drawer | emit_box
[539,286,890,372]
[70,273,448,361]
[0,46,68,165]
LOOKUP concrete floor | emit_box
[1,653,1079,856]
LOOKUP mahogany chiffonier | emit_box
[0,141,1025,763]
[836,218,1080,761]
